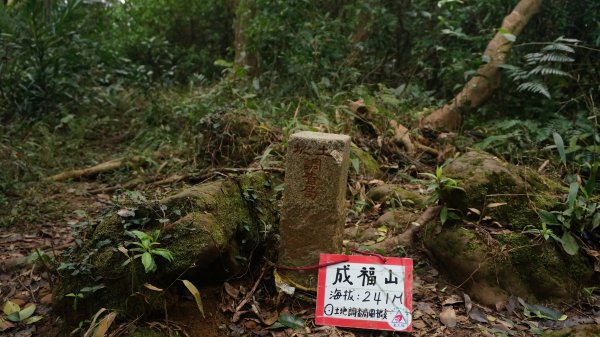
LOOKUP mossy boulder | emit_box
[423,151,595,305]
[425,226,593,305]
[440,151,564,230]
[350,145,382,178]
[54,173,280,321]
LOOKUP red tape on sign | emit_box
[315,253,413,331]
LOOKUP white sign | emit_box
[315,254,413,331]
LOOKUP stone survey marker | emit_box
[278,131,351,288]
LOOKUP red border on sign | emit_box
[315,253,413,332]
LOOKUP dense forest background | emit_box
[2,0,600,220]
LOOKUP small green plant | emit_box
[532,180,599,255]
[500,37,579,99]
[522,222,560,242]
[122,230,174,273]
[65,285,105,311]
[420,166,464,224]
[1,301,43,331]
[420,166,463,204]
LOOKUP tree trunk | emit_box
[420,0,543,130]
[231,0,258,77]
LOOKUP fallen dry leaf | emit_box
[440,307,456,327]
[442,294,463,306]
[416,302,436,316]
[262,310,279,326]
[412,319,427,330]
[464,293,472,313]
[224,282,240,300]
[469,308,488,323]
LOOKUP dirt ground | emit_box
[1,175,599,337]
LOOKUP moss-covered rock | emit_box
[424,226,592,305]
[423,151,594,304]
[350,145,382,178]
[440,151,564,230]
[54,173,280,321]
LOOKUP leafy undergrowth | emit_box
[2,177,599,337]
[1,101,599,337]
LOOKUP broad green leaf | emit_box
[277,313,305,329]
[66,293,84,298]
[519,298,564,320]
[3,301,20,316]
[81,285,105,293]
[5,312,21,322]
[592,212,600,231]
[25,315,43,325]
[181,280,205,318]
[552,132,566,165]
[539,210,558,225]
[350,157,360,174]
[566,182,579,208]
[560,232,579,255]
[152,249,174,262]
[529,304,564,320]
[440,206,448,225]
[93,311,117,337]
[18,304,36,321]
[214,59,232,68]
[448,211,461,220]
[127,230,147,240]
[419,172,437,180]
[141,252,155,273]
[585,162,598,195]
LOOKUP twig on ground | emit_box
[48,156,146,181]
[232,263,270,322]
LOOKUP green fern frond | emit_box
[539,53,575,63]
[524,52,543,65]
[555,37,581,44]
[517,81,551,99]
[498,64,529,81]
[528,66,572,78]
[541,43,575,54]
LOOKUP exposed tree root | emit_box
[389,120,416,155]
[349,99,381,137]
[371,205,442,251]
[48,156,146,181]
[420,0,542,130]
